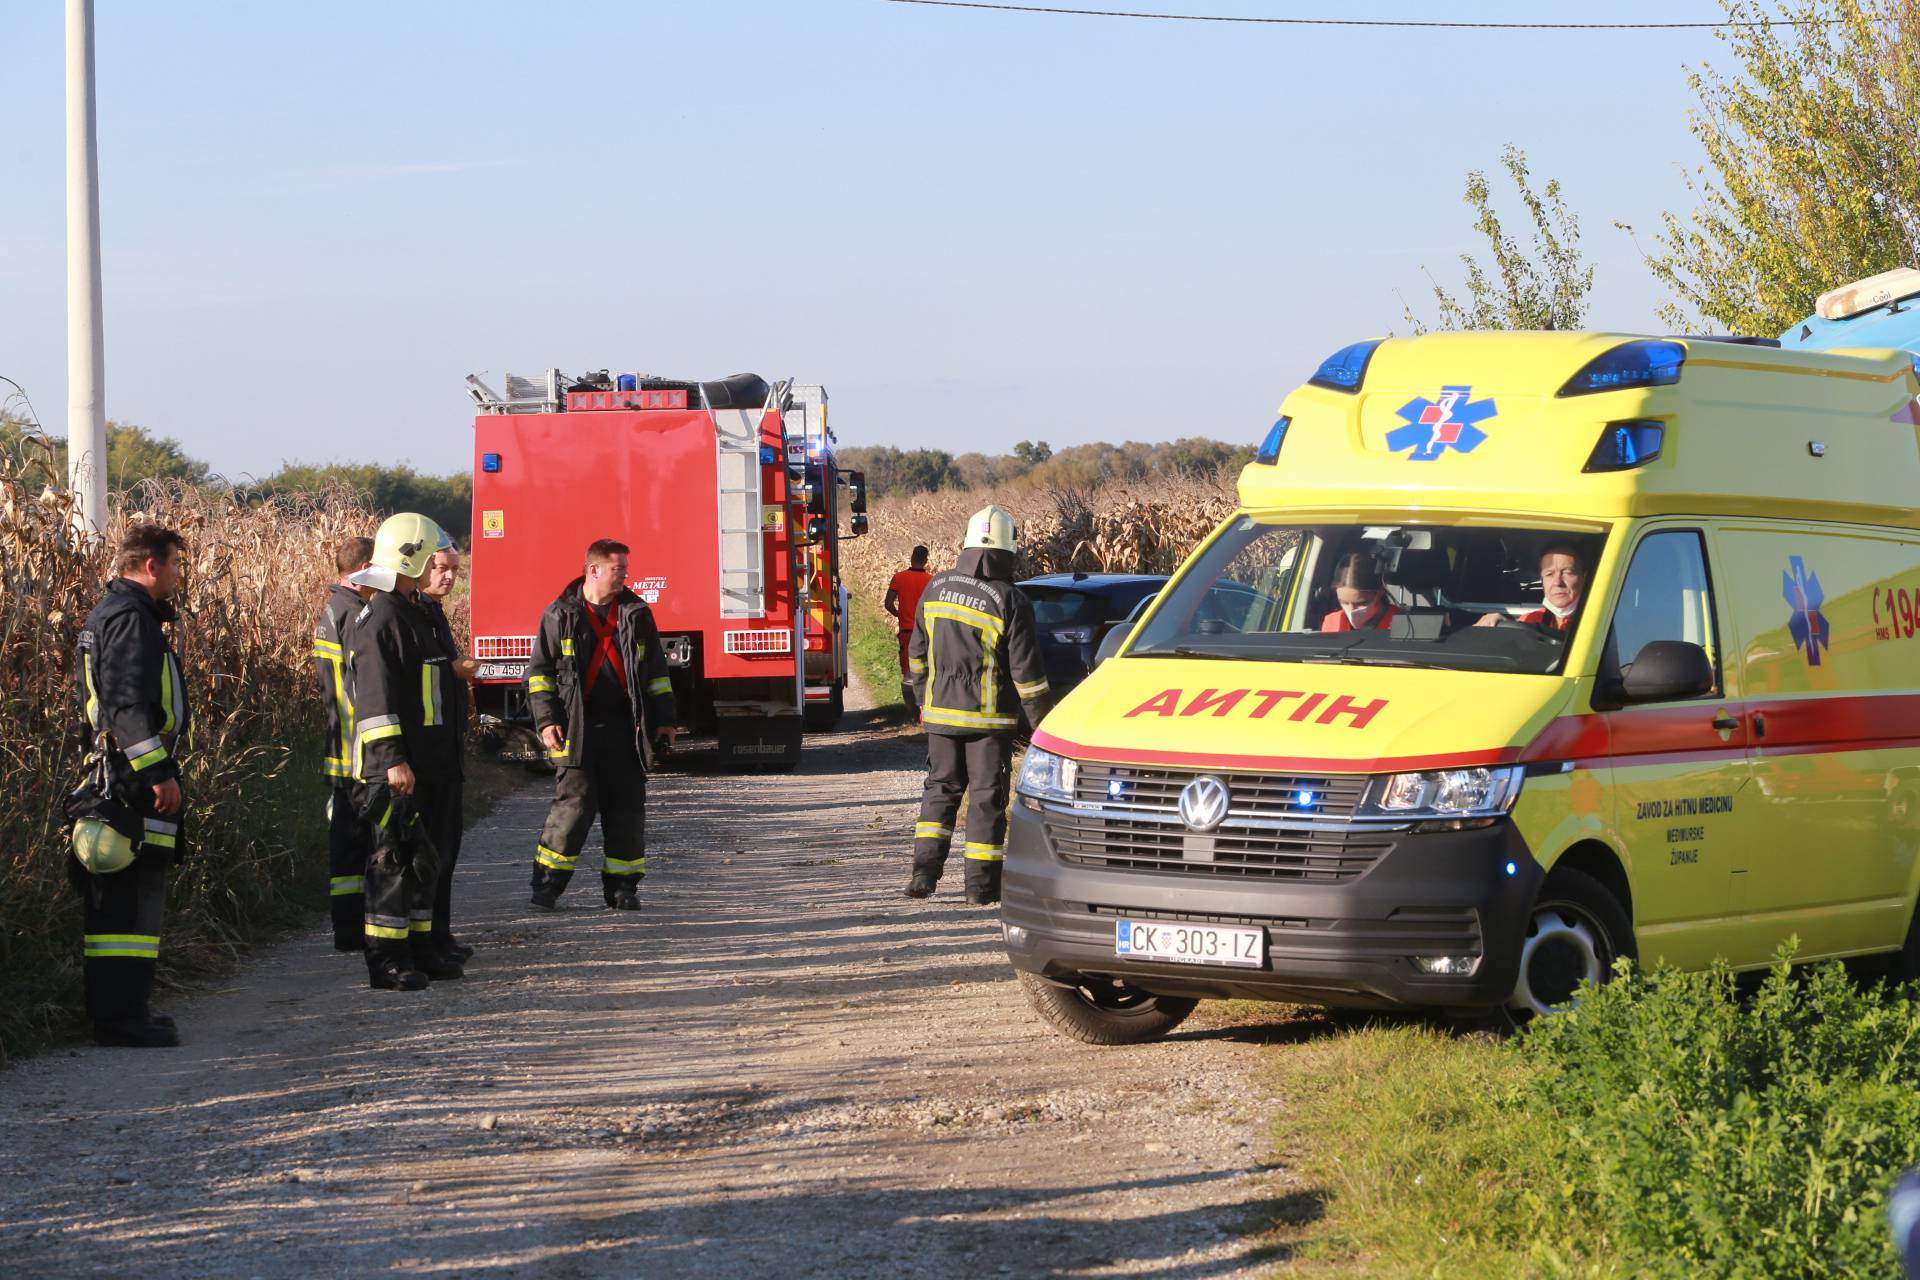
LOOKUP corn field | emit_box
[0,434,377,1058]
[841,475,1238,612]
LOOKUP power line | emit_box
[882,0,1836,29]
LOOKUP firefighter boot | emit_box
[603,871,643,910]
[412,934,464,980]
[92,1016,180,1048]
[529,864,569,910]
[367,954,429,991]
[963,860,1003,907]
[903,866,939,899]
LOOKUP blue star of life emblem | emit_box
[1386,386,1498,460]
[1784,556,1829,666]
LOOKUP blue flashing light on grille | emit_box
[1255,417,1290,465]
[1582,419,1666,473]
[1558,339,1686,397]
[1308,339,1384,393]
[1107,778,1128,800]
[1504,861,1518,877]
[481,452,501,473]
[1295,790,1320,809]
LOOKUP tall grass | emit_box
[0,434,377,1058]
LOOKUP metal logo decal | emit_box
[1387,385,1497,460]
[1177,776,1232,832]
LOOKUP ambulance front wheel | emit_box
[1505,866,1636,1022]
[1017,970,1198,1045]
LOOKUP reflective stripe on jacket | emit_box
[524,578,677,770]
[343,588,459,782]
[76,577,189,782]
[312,584,361,782]
[908,549,1050,736]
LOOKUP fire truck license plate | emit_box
[1115,920,1263,968]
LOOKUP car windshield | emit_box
[1127,517,1608,675]
[1022,587,1095,627]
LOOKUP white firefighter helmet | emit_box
[350,512,443,592]
[71,816,137,874]
[962,504,1017,553]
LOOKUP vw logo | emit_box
[1178,775,1231,832]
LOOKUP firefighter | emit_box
[525,538,678,911]
[905,505,1051,905]
[419,534,478,960]
[70,524,192,1047]
[314,535,373,951]
[884,544,932,715]
[343,512,463,990]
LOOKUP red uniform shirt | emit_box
[1519,608,1574,631]
[890,569,932,635]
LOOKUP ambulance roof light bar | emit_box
[1308,339,1384,394]
[1558,340,1685,398]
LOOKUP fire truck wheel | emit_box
[1016,971,1198,1046]
[804,682,845,732]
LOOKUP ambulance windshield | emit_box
[1127,518,1607,675]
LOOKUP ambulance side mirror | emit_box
[1094,624,1134,667]
[1620,640,1714,703]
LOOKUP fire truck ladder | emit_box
[708,377,790,619]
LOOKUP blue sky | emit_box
[0,2,1741,479]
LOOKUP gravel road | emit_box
[1,686,1296,1278]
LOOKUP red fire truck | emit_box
[462,369,867,770]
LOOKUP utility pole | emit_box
[66,0,108,533]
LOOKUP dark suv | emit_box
[1018,573,1167,697]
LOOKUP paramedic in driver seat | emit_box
[1319,551,1399,633]
[1477,543,1586,635]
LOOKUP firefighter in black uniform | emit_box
[525,538,678,911]
[343,513,463,990]
[313,535,373,951]
[906,505,1052,905]
[70,524,192,1047]
[419,533,477,960]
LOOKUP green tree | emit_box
[0,417,212,493]
[1012,439,1052,465]
[1407,144,1594,332]
[1636,0,1919,334]
[250,462,474,542]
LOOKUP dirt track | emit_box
[1,685,1295,1278]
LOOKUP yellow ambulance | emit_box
[1002,331,1920,1043]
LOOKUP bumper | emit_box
[1000,800,1543,1011]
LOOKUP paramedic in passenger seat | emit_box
[1477,544,1585,634]
[1319,552,1399,633]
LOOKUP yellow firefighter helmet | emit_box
[71,816,137,874]
[350,512,443,591]
[962,504,1018,553]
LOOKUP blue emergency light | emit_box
[1558,340,1686,397]
[1255,417,1290,465]
[1295,789,1320,810]
[481,453,501,472]
[1582,419,1666,473]
[1308,339,1384,393]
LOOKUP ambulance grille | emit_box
[1050,764,1389,881]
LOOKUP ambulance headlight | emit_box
[1359,765,1522,818]
[1016,747,1079,803]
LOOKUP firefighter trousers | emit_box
[327,783,370,950]
[429,772,465,947]
[78,852,168,1026]
[353,779,445,974]
[533,724,646,902]
[913,731,1013,896]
